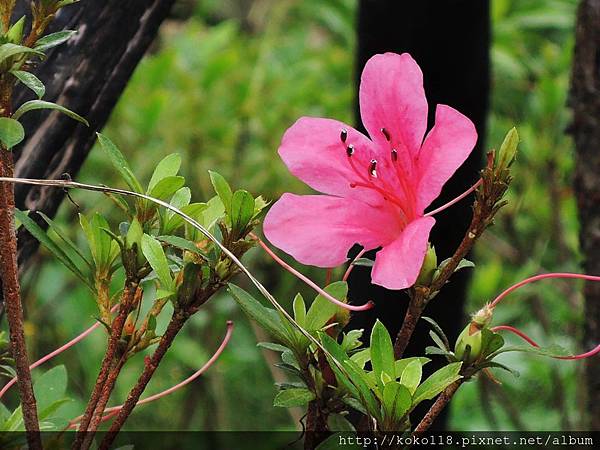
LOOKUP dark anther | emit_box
[346,144,355,157]
[391,149,398,162]
[340,129,348,143]
[369,159,378,177]
[381,127,391,141]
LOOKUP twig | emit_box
[0,153,41,450]
[413,380,463,433]
[72,282,139,449]
[98,308,191,450]
[393,289,426,359]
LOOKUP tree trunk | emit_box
[570,0,600,431]
[348,0,490,429]
[11,0,175,265]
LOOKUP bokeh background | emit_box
[6,0,587,432]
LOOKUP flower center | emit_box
[340,128,415,224]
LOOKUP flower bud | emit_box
[416,244,437,286]
[454,304,493,363]
[496,127,519,172]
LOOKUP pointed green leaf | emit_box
[293,293,306,327]
[34,30,77,52]
[382,382,411,423]
[228,284,292,346]
[11,70,45,98]
[370,320,395,391]
[399,360,422,395]
[148,153,181,192]
[16,210,92,290]
[96,133,143,193]
[12,99,88,125]
[0,43,43,64]
[141,234,173,289]
[148,176,185,201]
[0,117,24,148]
[34,365,67,411]
[208,170,232,211]
[273,388,315,407]
[305,281,347,332]
[230,189,254,234]
[412,362,462,407]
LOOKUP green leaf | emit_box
[0,117,24,148]
[478,361,520,377]
[230,189,255,234]
[149,176,185,201]
[422,316,450,350]
[34,30,77,52]
[353,258,374,267]
[38,212,92,270]
[257,342,289,353]
[148,153,181,192]
[200,196,226,231]
[370,320,395,392]
[412,362,462,407]
[305,281,347,332]
[327,414,356,432]
[97,133,143,193]
[228,284,292,346]
[399,360,422,395]
[209,170,232,211]
[34,365,67,411]
[273,388,315,407]
[11,70,45,98]
[38,398,72,422]
[394,357,430,377]
[490,343,571,359]
[157,235,205,256]
[141,234,173,289]
[382,382,412,423]
[16,210,92,290]
[292,293,306,327]
[0,43,43,64]
[481,329,505,357]
[165,202,207,234]
[12,99,88,125]
[79,213,115,270]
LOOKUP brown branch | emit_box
[0,152,41,450]
[393,289,427,359]
[414,379,463,433]
[72,282,139,449]
[98,309,191,450]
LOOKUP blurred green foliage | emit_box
[5,0,587,434]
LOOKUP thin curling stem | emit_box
[490,273,600,308]
[250,233,373,312]
[0,308,112,400]
[492,325,600,360]
[342,248,367,282]
[425,178,483,217]
[68,321,234,429]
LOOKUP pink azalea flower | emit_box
[263,52,477,290]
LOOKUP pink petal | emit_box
[359,53,428,159]
[263,193,403,268]
[415,105,477,211]
[371,216,436,290]
[278,117,386,206]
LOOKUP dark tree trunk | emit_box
[0,0,175,316]
[11,0,175,265]
[348,0,490,429]
[570,0,600,431]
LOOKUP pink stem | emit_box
[424,178,482,217]
[0,305,119,400]
[492,324,600,360]
[491,325,540,347]
[251,233,373,312]
[490,272,600,308]
[68,320,234,428]
[342,248,367,282]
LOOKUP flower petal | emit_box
[415,105,477,211]
[263,193,403,268]
[371,216,436,290]
[278,117,388,206]
[359,53,428,158]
